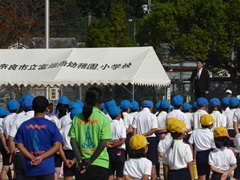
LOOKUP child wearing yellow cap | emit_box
[188,114,216,180]
[162,118,194,180]
[123,134,152,180]
[209,127,237,180]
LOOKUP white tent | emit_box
[0,47,170,87]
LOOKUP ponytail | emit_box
[82,87,103,122]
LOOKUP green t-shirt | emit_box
[68,107,112,169]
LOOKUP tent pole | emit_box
[45,0,49,99]
[132,84,135,101]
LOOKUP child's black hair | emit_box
[56,104,69,119]
[82,87,103,122]
[201,125,211,128]
[32,96,49,113]
[171,132,183,140]
[214,136,231,148]
[129,148,146,158]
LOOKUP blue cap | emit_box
[7,100,20,111]
[155,102,161,109]
[193,102,198,109]
[209,98,220,107]
[69,102,81,110]
[0,107,10,117]
[221,97,230,106]
[58,96,70,105]
[75,100,84,108]
[108,105,121,118]
[196,97,208,107]
[105,100,117,112]
[70,108,82,120]
[120,100,132,110]
[22,94,34,110]
[131,101,139,111]
[229,97,239,108]
[172,95,184,106]
[142,100,153,108]
[99,103,105,110]
[160,100,170,109]
[182,102,192,111]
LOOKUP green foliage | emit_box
[137,0,240,80]
[86,1,137,47]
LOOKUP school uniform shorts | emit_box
[107,148,126,177]
[196,149,212,177]
[146,137,158,165]
[63,150,76,177]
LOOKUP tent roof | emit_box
[0,47,170,87]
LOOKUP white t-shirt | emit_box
[192,110,208,129]
[156,111,167,128]
[188,128,215,151]
[9,110,35,138]
[2,113,17,139]
[162,139,193,170]
[60,123,72,151]
[166,109,191,130]
[233,108,240,129]
[122,112,133,129]
[211,111,227,130]
[158,133,173,153]
[132,108,158,137]
[234,133,240,153]
[110,119,126,149]
[209,147,236,171]
[123,157,152,179]
[58,113,72,129]
[185,112,193,128]
[224,108,237,130]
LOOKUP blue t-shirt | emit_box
[14,117,63,177]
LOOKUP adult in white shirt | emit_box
[132,100,158,180]
[192,97,208,129]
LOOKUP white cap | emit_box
[225,89,232,94]
[237,95,240,100]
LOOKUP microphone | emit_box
[196,69,199,79]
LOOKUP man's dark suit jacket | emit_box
[190,68,210,93]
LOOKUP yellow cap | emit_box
[129,134,149,150]
[214,127,229,138]
[200,114,216,126]
[166,117,178,131]
[168,119,187,133]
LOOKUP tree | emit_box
[86,1,136,47]
[137,0,240,83]
[0,0,45,48]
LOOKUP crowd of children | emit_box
[0,87,240,180]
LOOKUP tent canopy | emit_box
[0,47,170,87]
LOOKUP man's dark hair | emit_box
[32,96,49,113]
[197,60,203,64]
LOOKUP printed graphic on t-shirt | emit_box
[32,130,45,155]
[82,126,95,149]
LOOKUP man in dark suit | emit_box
[190,60,210,101]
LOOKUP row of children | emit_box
[0,87,240,180]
